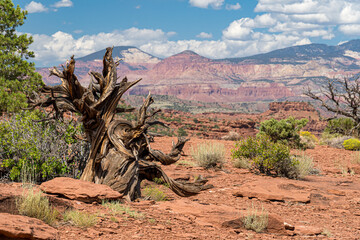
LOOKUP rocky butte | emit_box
[37,39,360,103]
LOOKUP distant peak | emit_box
[178,50,199,55]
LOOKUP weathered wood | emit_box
[28,47,209,201]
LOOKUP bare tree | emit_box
[304,76,360,133]
[28,47,209,201]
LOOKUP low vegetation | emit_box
[16,189,58,225]
[0,110,89,182]
[343,138,360,150]
[243,204,268,233]
[232,135,299,178]
[190,142,225,169]
[63,210,98,228]
[143,186,168,201]
[102,201,144,219]
[258,117,308,148]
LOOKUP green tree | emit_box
[0,0,43,113]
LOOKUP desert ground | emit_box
[1,135,360,239]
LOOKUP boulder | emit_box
[40,177,122,203]
[0,213,58,239]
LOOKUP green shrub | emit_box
[232,135,298,178]
[0,111,89,182]
[190,142,225,169]
[324,118,355,136]
[16,189,58,225]
[343,138,360,150]
[177,127,188,137]
[258,117,308,148]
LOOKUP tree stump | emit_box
[29,47,209,201]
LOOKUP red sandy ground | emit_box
[2,137,360,239]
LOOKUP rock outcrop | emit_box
[40,177,123,203]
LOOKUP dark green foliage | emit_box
[231,135,299,179]
[324,118,355,136]
[0,111,89,182]
[0,0,43,113]
[177,127,188,137]
[258,117,308,148]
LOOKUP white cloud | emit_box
[196,32,213,38]
[222,18,254,40]
[338,24,360,35]
[29,28,171,66]
[225,3,241,10]
[53,0,73,8]
[25,1,48,13]
[189,0,224,9]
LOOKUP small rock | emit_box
[284,222,295,231]
[295,225,322,236]
[40,177,122,203]
[0,213,58,239]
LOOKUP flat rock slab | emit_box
[0,213,58,239]
[232,178,311,203]
[40,177,122,203]
[155,199,240,228]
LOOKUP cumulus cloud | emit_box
[29,28,171,66]
[196,32,213,38]
[53,0,73,8]
[338,24,360,35]
[225,3,241,10]
[189,0,224,9]
[25,1,48,13]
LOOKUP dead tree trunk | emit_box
[28,47,209,201]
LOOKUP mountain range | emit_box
[37,40,360,103]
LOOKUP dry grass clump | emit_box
[16,189,58,225]
[321,135,352,149]
[222,131,241,141]
[292,153,318,179]
[233,156,250,169]
[143,186,168,201]
[102,201,144,218]
[243,204,268,233]
[190,142,225,169]
[63,210,97,228]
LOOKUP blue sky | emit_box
[12,0,360,66]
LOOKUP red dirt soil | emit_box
[1,137,360,239]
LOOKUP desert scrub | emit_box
[16,189,58,225]
[222,131,241,141]
[324,118,355,136]
[343,138,360,150]
[321,134,352,149]
[0,110,89,182]
[102,201,144,219]
[291,153,317,179]
[300,131,318,149]
[143,186,168,201]
[233,156,250,169]
[243,204,268,233]
[258,117,308,148]
[190,142,225,169]
[232,135,299,178]
[63,210,97,228]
